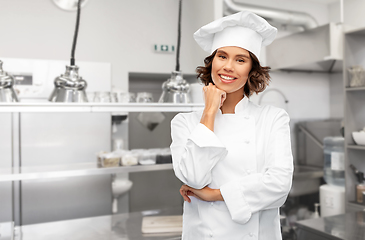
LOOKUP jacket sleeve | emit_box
[170,113,228,189]
[220,109,294,224]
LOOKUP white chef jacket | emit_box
[170,97,293,240]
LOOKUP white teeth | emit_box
[220,75,235,80]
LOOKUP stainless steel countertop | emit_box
[296,211,365,240]
[14,208,183,240]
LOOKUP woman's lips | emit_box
[219,74,236,83]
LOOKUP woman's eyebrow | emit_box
[216,50,227,55]
[236,54,250,59]
[217,50,249,59]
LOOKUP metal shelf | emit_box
[0,102,204,113]
[348,201,365,211]
[347,144,365,150]
[346,87,365,91]
[0,162,173,182]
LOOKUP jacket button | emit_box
[210,202,214,206]
[209,233,213,237]
[249,232,254,237]
[244,140,250,144]
[246,170,251,174]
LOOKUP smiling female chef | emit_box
[170,11,294,240]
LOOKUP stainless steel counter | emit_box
[296,211,365,240]
[13,208,182,240]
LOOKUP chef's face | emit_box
[211,46,252,94]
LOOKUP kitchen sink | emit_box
[289,165,323,197]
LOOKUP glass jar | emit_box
[137,92,153,103]
[94,92,111,102]
[323,136,345,186]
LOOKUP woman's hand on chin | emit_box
[180,184,224,203]
[203,83,226,114]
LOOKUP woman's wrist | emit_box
[215,189,224,201]
[200,111,216,131]
[203,108,218,116]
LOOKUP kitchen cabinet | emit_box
[343,27,365,212]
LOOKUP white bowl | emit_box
[352,131,365,145]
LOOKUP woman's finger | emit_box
[180,185,191,202]
[220,92,226,108]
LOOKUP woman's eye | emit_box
[218,55,227,59]
[237,59,245,63]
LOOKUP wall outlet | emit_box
[154,44,175,53]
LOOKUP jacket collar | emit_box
[218,96,249,115]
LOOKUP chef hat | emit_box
[193,11,277,60]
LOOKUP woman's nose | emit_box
[223,60,234,72]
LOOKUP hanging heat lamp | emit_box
[0,60,19,102]
[49,0,88,102]
[52,0,89,11]
[159,0,190,103]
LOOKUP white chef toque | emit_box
[193,11,277,60]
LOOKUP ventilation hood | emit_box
[266,22,343,73]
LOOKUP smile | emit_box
[219,74,236,83]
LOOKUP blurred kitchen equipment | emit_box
[158,0,190,104]
[49,0,88,102]
[0,60,19,102]
[113,138,124,151]
[312,203,320,218]
[97,151,121,168]
[289,165,323,197]
[110,92,117,103]
[112,91,134,103]
[352,128,365,145]
[159,71,190,103]
[156,150,172,164]
[323,136,345,187]
[111,174,133,214]
[52,0,90,11]
[49,65,88,102]
[93,91,111,102]
[121,152,138,166]
[348,65,365,87]
[266,23,342,73]
[291,120,342,197]
[258,88,289,111]
[137,92,153,103]
[138,150,157,165]
[141,215,182,234]
[86,92,95,102]
[349,164,365,204]
[129,92,136,102]
[137,112,165,131]
[319,184,345,217]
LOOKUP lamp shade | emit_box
[0,60,19,102]
[48,65,88,102]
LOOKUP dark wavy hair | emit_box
[196,50,271,97]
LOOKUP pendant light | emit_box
[159,0,190,103]
[49,0,88,102]
[52,0,89,11]
[0,60,19,102]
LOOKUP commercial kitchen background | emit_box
[1,0,365,238]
